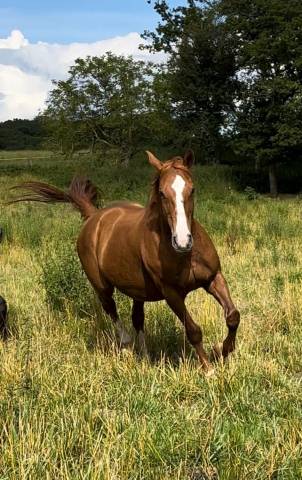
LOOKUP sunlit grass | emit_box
[0,152,301,479]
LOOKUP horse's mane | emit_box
[151,157,192,189]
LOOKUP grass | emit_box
[0,151,302,479]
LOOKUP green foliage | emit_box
[244,186,259,200]
[0,118,44,150]
[142,1,239,162]
[220,0,302,193]
[43,53,173,163]
[40,240,93,313]
[143,0,302,190]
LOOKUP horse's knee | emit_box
[226,309,240,332]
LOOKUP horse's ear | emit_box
[146,151,163,171]
[183,149,195,168]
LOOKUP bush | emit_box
[244,186,259,200]
[40,241,93,314]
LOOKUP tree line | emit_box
[2,0,302,195]
[0,118,43,150]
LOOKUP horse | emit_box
[11,150,240,375]
[0,296,8,340]
[0,227,8,339]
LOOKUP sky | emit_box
[0,0,183,121]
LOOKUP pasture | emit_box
[0,151,301,479]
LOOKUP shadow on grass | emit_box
[85,302,195,369]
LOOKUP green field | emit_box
[0,152,301,479]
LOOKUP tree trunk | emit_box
[121,151,130,166]
[90,135,96,154]
[269,164,278,197]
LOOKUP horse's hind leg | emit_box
[78,250,132,348]
[97,287,132,348]
[207,272,240,360]
[132,301,148,356]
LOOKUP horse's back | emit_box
[78,202,145,255]
[105,200,144,210]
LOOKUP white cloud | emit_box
[0,65,50,121]
[0,30,164,121]
[0,30,29,49]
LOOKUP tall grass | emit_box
[0,152,301,479]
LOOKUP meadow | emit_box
[0,151,301,479]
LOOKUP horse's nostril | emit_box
[187,234,193,249]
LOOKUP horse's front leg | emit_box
[163,286,214,376]
[132,300,148,357]
[207,271,240,360]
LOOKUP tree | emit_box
[221,0,302,195]
[0,118,44,150]
[142,0,239,162]
[44,53,160,163]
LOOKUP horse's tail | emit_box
[9,176,98,220]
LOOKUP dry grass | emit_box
[0,153,301,479]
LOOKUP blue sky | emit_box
[0,1,186,120]
[1,0,184,44]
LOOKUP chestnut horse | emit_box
[12,151,240,375]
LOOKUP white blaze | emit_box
[171,175,191,248]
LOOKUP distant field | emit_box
[0,150,53,160]
[0,151,301,479]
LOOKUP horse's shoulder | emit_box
[191,219,221,276]
[193,219,212,242]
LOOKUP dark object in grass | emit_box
[9,151,240,375]
[0,227,3,243]
[0,296,8,340]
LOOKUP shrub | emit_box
[40,241,93,314]
[244,186,259,200]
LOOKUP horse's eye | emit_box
[191,188,195,195]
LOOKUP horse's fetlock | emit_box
[226,309,240,331]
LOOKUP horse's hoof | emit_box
[136,331,148,357]
[120,347,134,357]
[204,366,216,378]
[137,347,150,360]
[114,320,132,348]
[210,343,223,363]
[119,336,133,350]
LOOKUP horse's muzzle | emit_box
[172,233,193,253]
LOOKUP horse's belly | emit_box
[116,285,164,302]
[101,252,163,301]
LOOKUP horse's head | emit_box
[147,150,195,253]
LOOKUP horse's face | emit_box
[147,150,195,253]
[160,168,194,252]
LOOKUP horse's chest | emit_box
[162,259,193,288]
